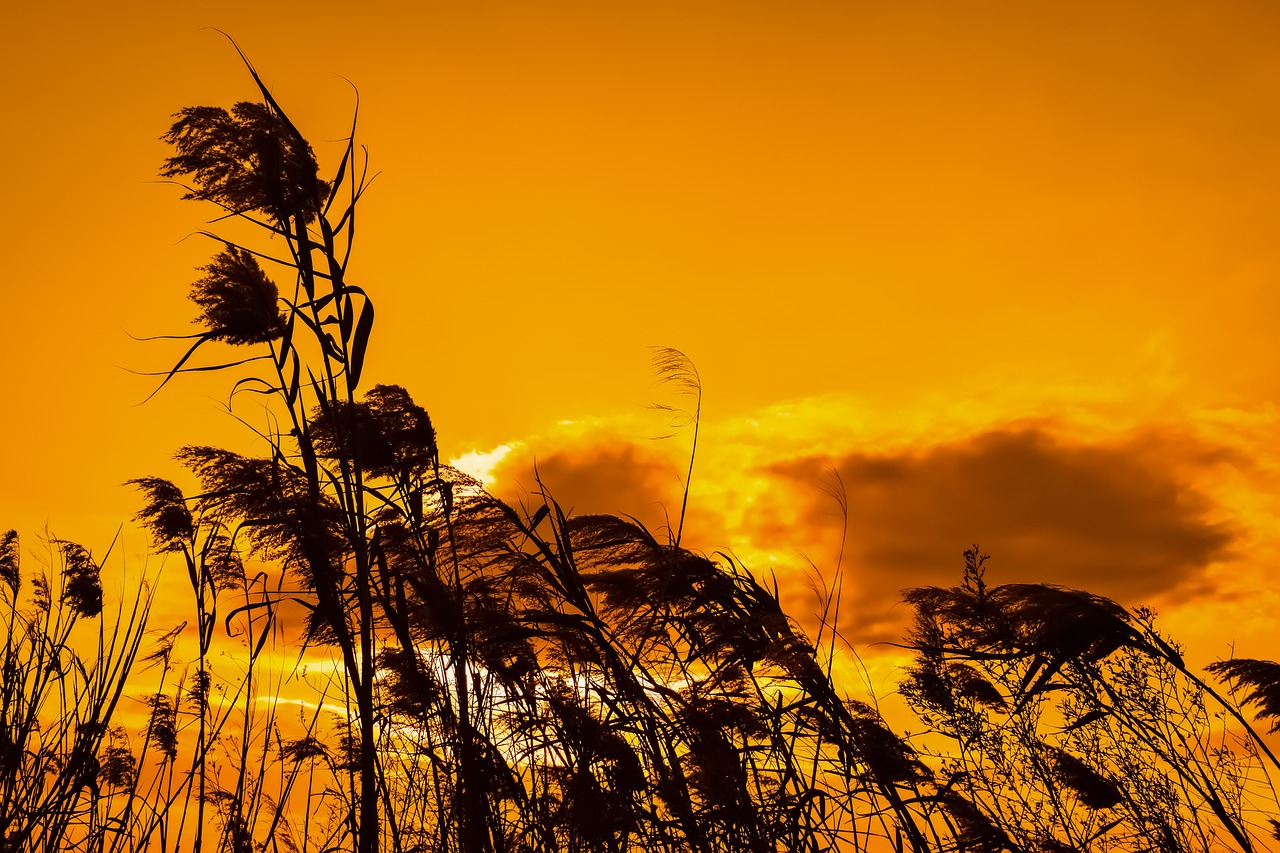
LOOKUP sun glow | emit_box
[449,442,518,486]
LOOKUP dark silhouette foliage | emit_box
[1205,658,1280,733]
[901,547,1280,853]
[126,476,194,551]
[0,529,19,594]
[161,101,330,224]
[4,48,1280,853]
[189,246,287,344]
[0,532,150,853]
[56,539,103,618]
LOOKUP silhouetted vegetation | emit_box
[4,51,1280,853]
[901,547,1280,852]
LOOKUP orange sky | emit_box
[2,0,1279,673]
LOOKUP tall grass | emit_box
[901,547,1280,851]
[0,531,151,852]
[131,46,947,852]
[4,49,1280,853]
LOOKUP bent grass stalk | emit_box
[11,43,1280,853]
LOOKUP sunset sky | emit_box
[2,0,1279,676]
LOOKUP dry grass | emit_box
[4,49,1280,853]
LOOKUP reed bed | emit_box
[4,49,1280,853]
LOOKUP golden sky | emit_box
[2,0,1279,671]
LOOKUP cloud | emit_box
[489,434,686,540]
[757,425,1239,644]
[480,413,1249,651]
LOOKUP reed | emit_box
[4,46,1280,853]
[0,531,151,852]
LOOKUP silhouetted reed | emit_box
[129,54,1280,853]
[7,45,1280,853]
[901,546,1280,852]
[0,531,151,852]
[134,49,952,850]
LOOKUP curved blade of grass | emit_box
[322,81,360,218]
[133,331,217,404]
[348,298,374,390]
[211,29,311,152]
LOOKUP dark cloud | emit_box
[485,423,1240,648]
[758,426,1239,644]
[490,438,686,540]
